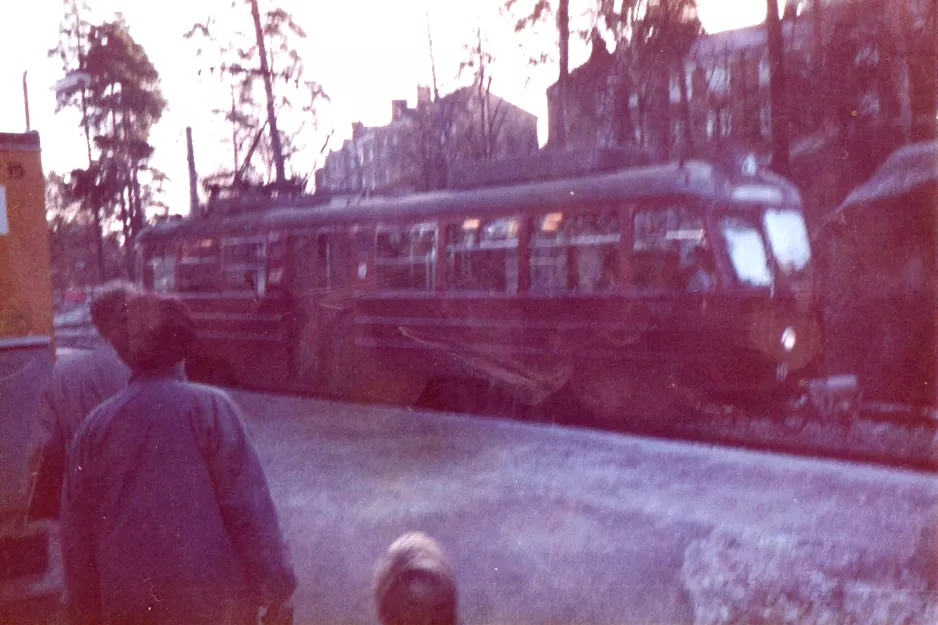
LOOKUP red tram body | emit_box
[136,150,822,421]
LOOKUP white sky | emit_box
[0,0,769,217]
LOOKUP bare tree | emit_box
[459,28,508,161]
[596,0,702,154]
[556,0,570,147]
[185,4,329,192]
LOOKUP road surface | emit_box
[227,390,938,625]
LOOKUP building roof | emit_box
[546,34,614,98]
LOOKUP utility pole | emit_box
[22,72,30,131]
[186,127,199,216]
[426,12,445,189]
[231,86,239,176]
[426,12,440,101]
[249,0,286,186]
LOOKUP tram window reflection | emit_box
[445,217,519,293]
[221,238,267,293]
[177,238,221,292]
[631,206,708,291]
[529,210,620,293]
[720,216,773,287]
[144,245,176,293]
[764,209,812,277]
[375,222,437,291]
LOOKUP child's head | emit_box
[374,532,456,625]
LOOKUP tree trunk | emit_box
[678,58,693,151]
[598,45,629,147]
[249,0,286,185]
[888,0,913,140]
[766,0,791,176]
[79,90,106,283]
[131,167,143,236]
[556,0,569,148]
[91,206,106,282]
[811,0,824,130]
[654,69,672,157]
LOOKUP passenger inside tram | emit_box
[686,245,717,292]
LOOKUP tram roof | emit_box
[139,158,802,243]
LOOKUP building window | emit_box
[760,105,772,138]
[719,109,732,137]
[672,119,685,146]
[375,222,437,291]
[684,63,694,100]
[758,57,770,87]
[669,75,682,103]
[710,66,728,94]
[446,216,519,292]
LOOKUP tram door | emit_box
[628,203,717,386]
[289,231,354,395]
[288,234,318,391]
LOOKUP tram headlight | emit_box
[781,327,797,352]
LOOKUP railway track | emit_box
[413,380,938,472]
[661,400,937,472]
[54,336,936,471]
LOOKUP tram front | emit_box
[708,165,823,399]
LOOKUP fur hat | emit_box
[122,293,197,371]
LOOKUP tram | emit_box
[136,148,823,422]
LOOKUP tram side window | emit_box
[142,245,177,293]
[315,232,353,290]
[374,222,437,291]
[529,210,620,293]
[631,206,710,291]
[177,238,220,292]
[221,238,267,293]
[445,217,519,293]
[266,236,287,290]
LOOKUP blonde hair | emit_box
[374,532,457,625]
[89,281,138,336]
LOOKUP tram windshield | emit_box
[718,207,812,289]
[763,208,812,279]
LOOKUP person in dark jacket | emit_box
[60,293,296,625]
[374,532,457,625]
[28,281,137,521]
